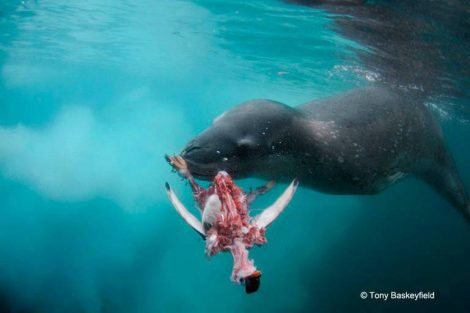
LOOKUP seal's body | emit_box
[181,87,469,220]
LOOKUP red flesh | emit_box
[189,172,267,283]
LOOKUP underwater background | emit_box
[0,0,469,312]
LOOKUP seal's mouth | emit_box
[180,145,222,179]
[165,154,222,180]
[187,159,243,180]
[184,158,219,180]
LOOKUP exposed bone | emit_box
[230,239,257,283]
[254,178,299,229]
[165,182,205,237]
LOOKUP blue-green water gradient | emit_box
[0,0,469,312]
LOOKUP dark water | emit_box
[0,0,469,312]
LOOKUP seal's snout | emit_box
[181,142,212,165]
[177,140,222,180]
[181,138,209,158]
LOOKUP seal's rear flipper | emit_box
[419,157,470,222]
[463,204,470,223]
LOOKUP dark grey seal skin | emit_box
[180,87,470,220]
[284,0,470,103]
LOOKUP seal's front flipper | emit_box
[247,180,276,204]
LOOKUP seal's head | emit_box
[181,100,299,180]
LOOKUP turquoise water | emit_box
[0,0,469,312]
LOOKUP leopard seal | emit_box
[179,87,470,220]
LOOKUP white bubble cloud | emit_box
[0,90,191,209]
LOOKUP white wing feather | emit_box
[254,179,299,229]
[165,182,205,236]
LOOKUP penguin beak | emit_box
[242,271,262,294]
[254,178,299,229]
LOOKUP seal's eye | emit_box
[237,142,251,158]
[236,137,255,158]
